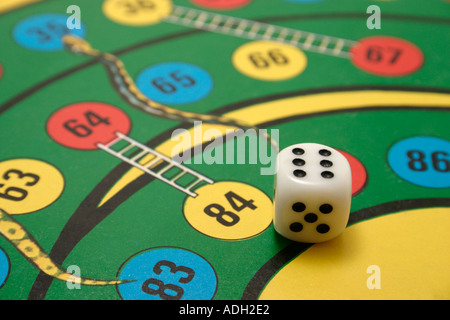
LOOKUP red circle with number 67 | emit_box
[47,102,131,150]
[350,36,424,76]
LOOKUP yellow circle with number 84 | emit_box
[232,40,307,81]
[183,181,273,240]
[0,159,64,215]
[103,0,173,26]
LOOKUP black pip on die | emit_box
[274,143,352,243]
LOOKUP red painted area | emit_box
[47,102,131,150]
[351,36,424,76]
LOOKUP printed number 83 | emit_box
[141,260,195,300]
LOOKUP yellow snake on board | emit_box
[0,209,130,286]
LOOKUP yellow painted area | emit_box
[103,0,173,26]
[232,41,308,81]
[0,0,41,13]
[98,90,450,206]
[259,207,450,300]
[0,159,65,215]
[183,181,273,240]
[225,90,450,126]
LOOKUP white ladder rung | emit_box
[130,150,148,162]
[185,178,204,192]
[289,31,302,44]
[277,28,289,41]
[319,36,330,52]
[156,164,174,176]
[194,12,208,27]
[303,33,315,49]
[117,143,136,155]
[143,156,163,169]
[263,26,275,39]
[170,171,186,183]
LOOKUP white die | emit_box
[273,143,352,243]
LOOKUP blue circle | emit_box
[136,62,213,105]
[0,247,10,288]
[13,14,86,51]
[388,136,450,188]
[117,247,217,300]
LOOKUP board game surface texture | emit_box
[0,0,449,300]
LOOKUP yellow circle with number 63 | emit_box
[0,159,64,215]
[103,0,173,26]
[232,40,307,81]
[183,181,273,240]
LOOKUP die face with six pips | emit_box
[273,143,352,243]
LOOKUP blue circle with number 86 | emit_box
[388,136,450,188]
[117,247,217,300]
[136,62,213,105]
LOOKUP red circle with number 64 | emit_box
[47,102,131,150]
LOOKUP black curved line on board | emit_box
[2,11,450,115]
[27,85,450,299]
[241,197,450,300]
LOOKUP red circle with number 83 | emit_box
[47,102,131,150]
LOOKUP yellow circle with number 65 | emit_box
[183,181,273,240]
[0,159,64,215]
[103,0,173,26]
[232,40,307,81]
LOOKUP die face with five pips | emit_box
[273,143,352,243]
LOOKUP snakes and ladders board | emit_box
[0,0,449,302]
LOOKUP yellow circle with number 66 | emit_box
[103,0,173,26]
[232,40,307,81]
[183,181,273,240]
[0,159,64,215]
